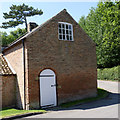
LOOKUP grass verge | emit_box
[1,108,46,118]
[60,88,109,108]
[0,88,109,118]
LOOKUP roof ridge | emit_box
[7,32,28,47]
[2,9,68,52]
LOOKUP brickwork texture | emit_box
[3,9,97,109]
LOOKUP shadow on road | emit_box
[45,92,120,111]
[76,92,120,110]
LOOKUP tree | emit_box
[0,28,26,46]
[79,1,120,68]
[0,31,8,47]
[1,3,43,31]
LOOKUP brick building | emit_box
[2,9,97,110]
[0,55,16,108]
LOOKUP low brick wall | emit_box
[0,75,16,108]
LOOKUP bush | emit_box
[97,66,120,81]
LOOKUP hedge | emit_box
[97,66,120,81]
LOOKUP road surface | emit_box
[22,80,120,118]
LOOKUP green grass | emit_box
[0,88,109,118]
[60,88,109,108]
[1,108,46,118]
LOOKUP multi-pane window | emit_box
[58,22,73,41]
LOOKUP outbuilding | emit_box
[0,54,16,108]
[2,9,97,110]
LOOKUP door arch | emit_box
[39,69,57,108]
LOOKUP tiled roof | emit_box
[0,55,14,75]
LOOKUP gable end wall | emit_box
[25,10,97,109]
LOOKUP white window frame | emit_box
[58,22,74,41]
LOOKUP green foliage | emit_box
[1,3,43,30]
[79,1,120,68]
[97,66,120,81]
[0,28,26,46]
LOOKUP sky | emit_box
[0,2,98,34]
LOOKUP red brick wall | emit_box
[3,10,97,109]
[3,42,25,109]
[0,75,16,108]
[25,10,97,109]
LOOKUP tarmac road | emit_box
[22,80,120,118]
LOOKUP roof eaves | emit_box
[3,32,28,52]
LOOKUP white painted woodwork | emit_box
[40,69,57,107]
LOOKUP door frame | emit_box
[39,68,58,108]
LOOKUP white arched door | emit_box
[40,69,57,108]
